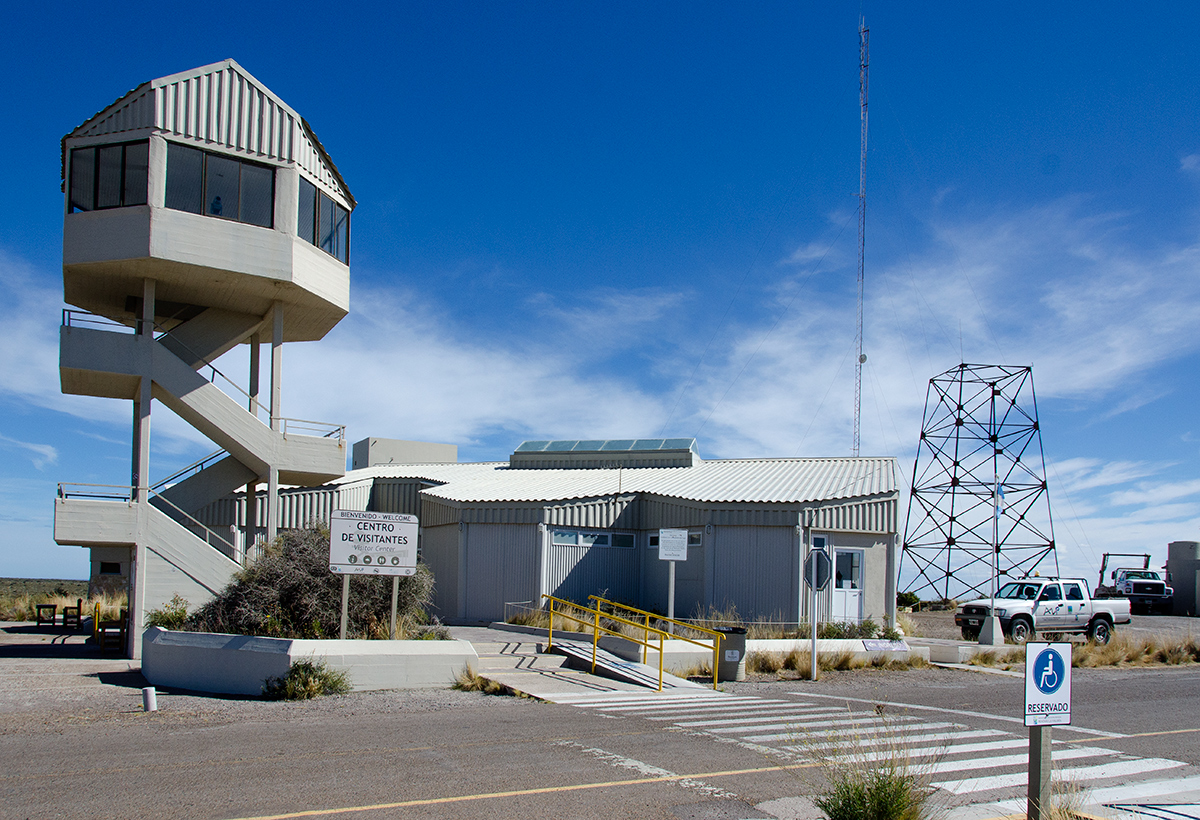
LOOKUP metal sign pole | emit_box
[389,575,400,640]
[810,549,819,682]
[667,560,676,635]
[339,574,350,640]
[1028,725,1052,820]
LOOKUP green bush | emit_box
[263,659,352,700]
[815,765,928,820]
[896,591,921,609]
[146,594,190,629]
[186,524,436,639]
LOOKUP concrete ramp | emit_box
[547,637,706,691]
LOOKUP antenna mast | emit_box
[853,19,869,457]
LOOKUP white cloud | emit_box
[0,434,57,470]
[1181,154,1200,173]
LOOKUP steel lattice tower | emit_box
[900,364,1059,601]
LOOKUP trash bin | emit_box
[715,627,747,682]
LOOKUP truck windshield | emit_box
[997,582,1041,600]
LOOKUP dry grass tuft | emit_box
[1074,633,1200,668]
[452,669,528,697]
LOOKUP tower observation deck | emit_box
[54,60,353,657]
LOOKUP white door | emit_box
[832,549,863,624]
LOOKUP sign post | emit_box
[659,529,688,633]
[329,510,420,640]
[1024,641,1072,820]
[803,545,832,681]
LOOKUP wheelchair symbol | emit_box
[1034,648,1064,694]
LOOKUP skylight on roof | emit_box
[513,438,697,454]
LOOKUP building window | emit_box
[551,529,634,549]
[69,141,149,212]
[164,142,274,228]
[298,177,350,264]
[98,562,122,575]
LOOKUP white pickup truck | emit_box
[954,577,1132,645]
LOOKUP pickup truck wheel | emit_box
[961,627,980,641]
[1088,618,1112,645]
[1008,618,1033,645]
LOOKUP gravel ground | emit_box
[0,621,516,733]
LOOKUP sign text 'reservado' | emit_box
[329,510,419,576]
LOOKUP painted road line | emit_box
[593,698,786,713]
[675,710,869,728]
[553,692,734,707]
[934,758,1187,795]
[824,737,1030,762]
[788,691,1126,738]
[741,722,958,744]
[989,774,1200,813]
[648,705,846,721]
[919,746,1118,776]
[717,714,930,735]
[791,728,1011,751]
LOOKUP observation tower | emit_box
[54,60,353,657]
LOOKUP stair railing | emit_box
[60,310,346,441]
[588,595,724,682]
[57,483,239,562]
[150,449,227,492]
[542,594,668,691]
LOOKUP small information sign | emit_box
[329,510,419,576]
[658,528,688,561]
[1024,642,1072,726]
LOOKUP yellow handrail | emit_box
[543,595,667,690]
[543,594,722,691]
[588,595,725,685]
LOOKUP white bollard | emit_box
[142,686,157,712]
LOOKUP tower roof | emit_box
[61,59,354,208]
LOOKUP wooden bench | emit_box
[35,604,57,627]
[61,599,83,629]
[95,607,128,652]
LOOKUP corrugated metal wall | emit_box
[544,495,638,528]
[420,524,460,618]
[712,526,798,622]
[370,479,426,516]
[155,67,295,165]
[544,537,640,608]
[805,496,895,534]
[462,524,539,621]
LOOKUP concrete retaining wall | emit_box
[596,635,926,674]
[141,628,478,696]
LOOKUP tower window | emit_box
[69,141,149,212]
[164,142,274,228]
[298,177,350,264]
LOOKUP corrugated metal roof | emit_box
[330,457,897,506]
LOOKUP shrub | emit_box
[187,524,435,639]
[806,711,941,820]
[146,594,189,629]
[452,669,524,697]
[896,591,922,609]
[262,659,352,700]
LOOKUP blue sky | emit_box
[1,2,1198,589]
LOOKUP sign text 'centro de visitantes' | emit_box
[329,510,419,576]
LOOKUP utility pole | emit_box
[854,18,869,457]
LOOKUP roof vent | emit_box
[509,438,698,470]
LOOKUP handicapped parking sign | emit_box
[1025,642,1072,726]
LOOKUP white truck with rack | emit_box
[1094,553,1173,614]
[954,577,1131,645]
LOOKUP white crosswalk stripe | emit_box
[554,689,1197,807]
